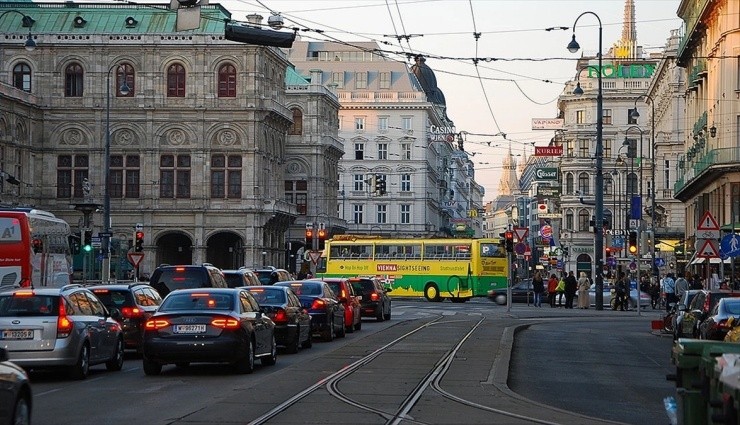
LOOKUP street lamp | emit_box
[102,64,131,283]
[630,95,657,280]
[0,10,36,51]
[568,11,604,310]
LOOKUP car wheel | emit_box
[286,326,300,354]
[261,335,277,366]
[106,337,125,371]
[384,307,391,321]
[354,317,362,331]
[337,315,346,338]
[69,343,90,380]
[346,314,355,333]
[301,330,312,349]
[233,338,255,374]
[12,393,30,425]
[376,307,385,322]
[143,357,162,376]
[323,321,334,342]
[494,294,506,305]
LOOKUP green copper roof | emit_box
[285,66,308,86]
[0,2,231,35]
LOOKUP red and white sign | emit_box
[697,211,720,231]
[534,146,563,156]
[697,239,720,258]
[309,251,322,265]
[540,225,553,240]
[537,202,548,214]
[513,227,529,241]
[127,252,144,267]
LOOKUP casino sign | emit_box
[429,125,457,143]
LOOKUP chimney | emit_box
[246,14,263,26]
[309,69,323,86]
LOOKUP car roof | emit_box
[164,287,238,295]
[245,285,289,291]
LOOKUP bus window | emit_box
[481,243,506,258]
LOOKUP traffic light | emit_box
[562,246,569,257]
[83,230,92,253]
[628,231,638,255]
[305,228,314,249]
[135,231,144,252]
[378,178,387,195]
[504,230,514,253]
[317,228,327,250]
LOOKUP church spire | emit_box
[498,142,519,196]
[622,0,637,43]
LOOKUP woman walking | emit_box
[532,271,545,307]
[577,272,591,309]
[547,273,558,307]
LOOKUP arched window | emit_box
[117,63,135,97]
[565,211,574,231]
[578,209,590,232]
[65,62,84,97]
[217,63,236,97]
[604,209,613,230]
[604,175,612,196]
[289,108,303,135]
[12,63,31,92]
[627,172,638,197]
[565,173,574,195]
[578,172,590,195]
[167,63,186,97]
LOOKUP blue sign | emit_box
[607,257,616,267]
[614,236,624,248]
[654,257,665,267]
[720,233,740,258]
[630,196,642,220]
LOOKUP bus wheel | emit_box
[424,284,441,302]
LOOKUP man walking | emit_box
[564,271,578,309]
[663,273,676,311]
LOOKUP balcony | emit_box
[674,147,740,201]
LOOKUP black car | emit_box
[0,347,31,425]
[672,289,702,340]
[254,267,292,285]
[141,288,277,375]
[487,279,545,305]
[698,297,740,340]
[90,283,162,352]
[221,268,261,288]
[680,290,740,338]
[349,277,391,321]
[149,264,228,298]
[244,286,312,353]
[274,280,344,342]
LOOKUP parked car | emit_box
[149,264,228,298]
[222,268,261,288]
[141,288,277,375]
[680,290,740,338]
[349,276,391,321]
[254,267,292,285]
[672,289,702,340]
[244,286,312,353]
[0,347,32,425]
[274,280,345,342]
[0,285,124,379]
[698,296,740,340]
[90,283,163,352]
[487,279,545,305]
[322,277,362,333]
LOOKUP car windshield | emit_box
[0,294,59,317]
[351,280,374,296]
[223,274,245,288]
[153,268,208,289]
[247,288,286,305]
[278,283,321,296]
[159,293,233,311]
[90,289,133,309]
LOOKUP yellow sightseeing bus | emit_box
[315,236,507,302]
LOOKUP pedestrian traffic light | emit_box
[83,230,92,253]
[305,228,314,249]
[317,228,327,250]
[504,230,514,253]
[628,231,638,255]
[135,231,144,252]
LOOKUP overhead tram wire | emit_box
[468,0,504,136]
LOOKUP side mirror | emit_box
[0,347,8,362]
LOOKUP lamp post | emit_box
[568,11,604,309]
[624,126,644,317]
[102,64,130,283]
[0,10,36,51]
[630,95,657,281]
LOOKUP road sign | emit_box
[127,252,144,267]
[697,211,720,231]
[135,223,143,231]
[91,236,101,248]
[513,227,529,241]
[514,242,527,255]
[696,239,720,258]
[540,225,552,240]
[629,219,639,230]
[655,257,666,267]
[720,233,740,258]
[308,251,322,265]
[98,232,113,237]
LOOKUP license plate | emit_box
[173,324,206,334]
[1,329,33,340]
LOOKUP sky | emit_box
[56,0,684,203]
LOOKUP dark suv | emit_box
[349,277,391,321]
[254,267,292,285]
[149,264,228,298]
[90,283,162,352]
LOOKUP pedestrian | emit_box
[547,273,558,307]
[555,274,566,307]
[616,272,630,311]
[675,272,689,301]
[577,272,590,309]
[532,271,545,307]
[663,272,676,311]
[687,271,702,290]
[564,271,578,309]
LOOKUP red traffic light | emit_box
[318,229,327,239]
[135,231,144,240]
[305,229,314,238]
[504,231,513,240]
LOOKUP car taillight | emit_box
[121,307,144,318]
[311,299,326,310]
[211,317,240,329]
[144,319,170,330]
[341,288,347,299]
[370,292,379,301]
[57,298,74,338]
[272,308,288,324]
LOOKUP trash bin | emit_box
[701,345,740,424]
[717,363,740,425]
[670,339,710,425]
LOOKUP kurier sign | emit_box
[535,168,558,180]
[534,146,563,156]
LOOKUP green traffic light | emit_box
[83,245,92,253]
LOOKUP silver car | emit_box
[577,283,651,309]
[0,347,31,425]
[0,285,124,379]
